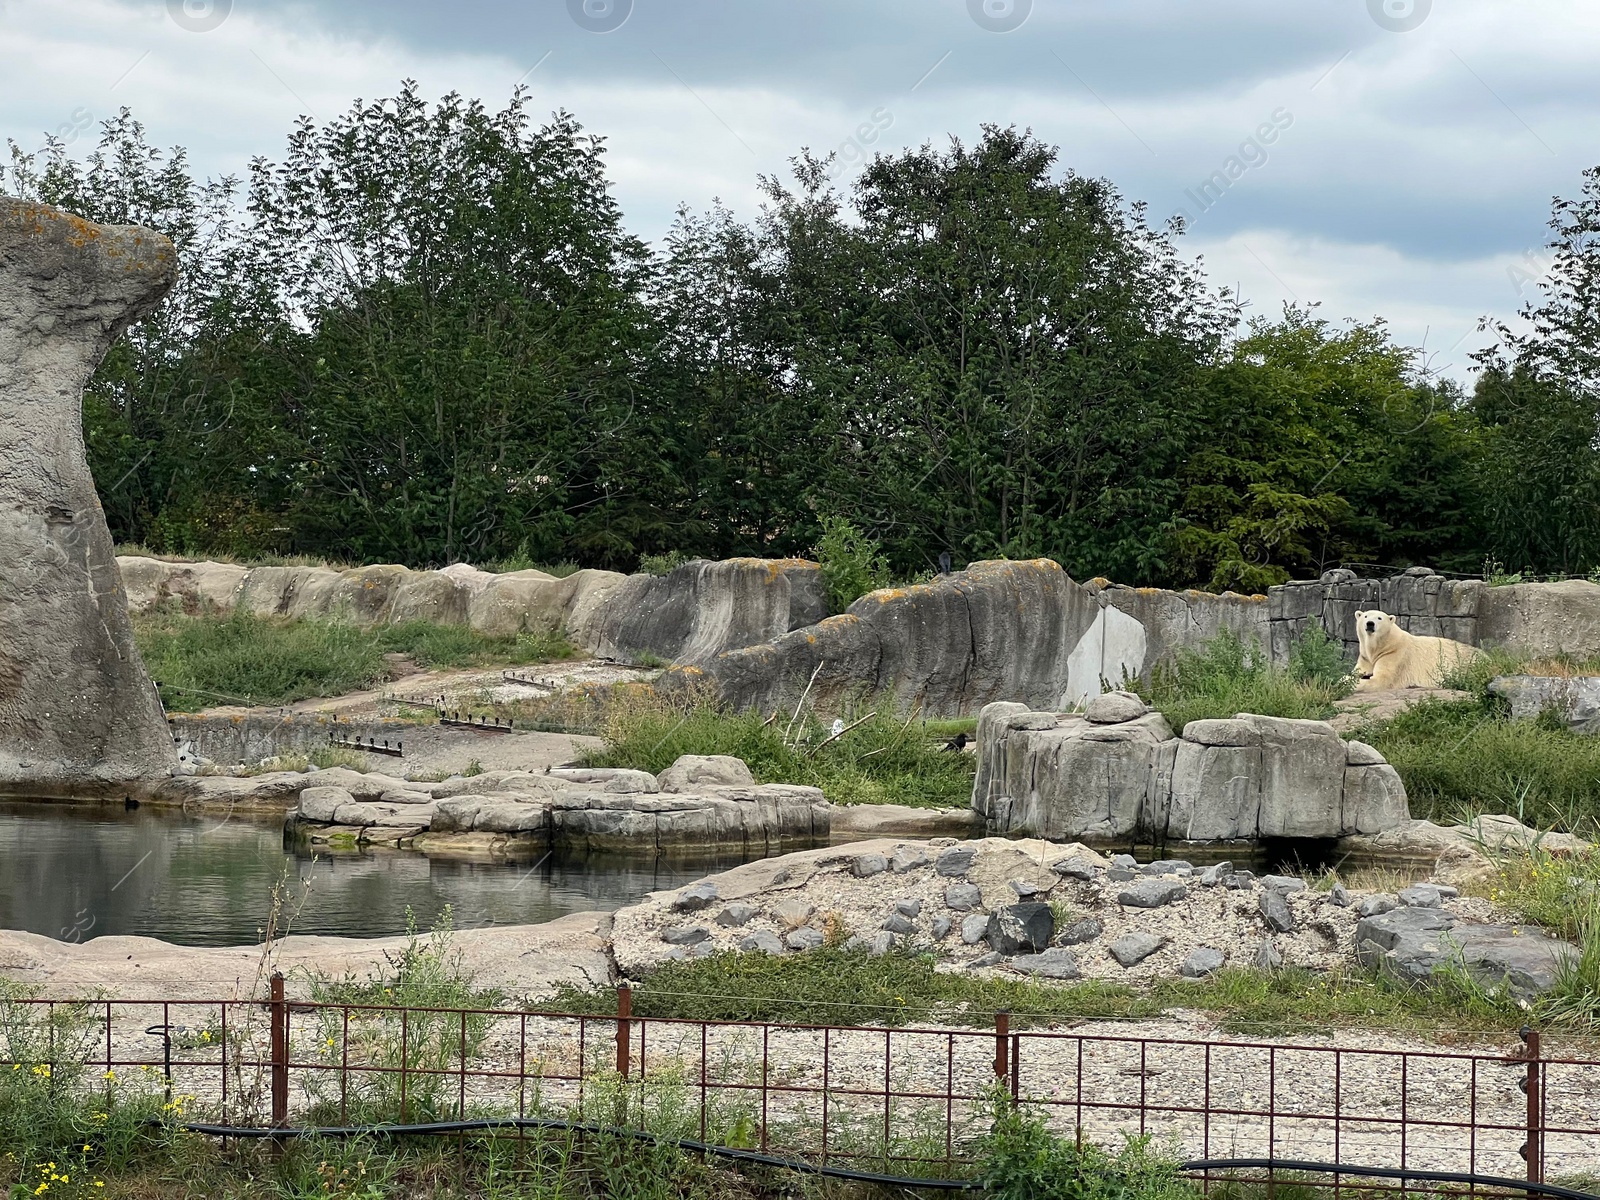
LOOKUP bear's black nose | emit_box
[1365,621,1375,632]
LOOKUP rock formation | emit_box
[0,198,177,794]
[973,695,1410,843]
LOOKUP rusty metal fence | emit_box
[4,975,1598,1194]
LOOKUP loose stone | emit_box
[1051,855,1098,880]
[1109,932,1167,967]
[881,913,917,936]
[715,904,757,927]
[1224,872,1256,890]
[1010,948,1081,979]
[929,915,953,940]
[661,925,710,946]
[739,931,784,954]
[894,898,924,919]
[1260,889,1296,933]
[1141,860,1193,876]
[785,927,824,951]
[988,903,1054,955]
[1182,947,1226,978]
[890,845,930,874]
[1057,916,1104,946]
[944,883,983,912]
[869,931,896,956]
[1118,879,1187,909]
[1399,884,1445,908]
[853,854,888,878]
[1106,868,1137,882]
[1329,884,1351,908]
[968,952,1004,969]
[672,883,719,913]
[1110,854,1139,869]
[1199,861,1233,887]
[936,847,976,877]
[1254,936,1284,970]
[960,914,992,944]
[1009,878,1045,898]
[1359,894,1398,917]
[1260,875,1307,894]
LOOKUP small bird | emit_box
[942,732,969,752]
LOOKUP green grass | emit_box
[581,689,976,808]
[546,948,1534,1035]
[134,608,573,710]
[1143,628,1352,732]
[1361,695,1600,838]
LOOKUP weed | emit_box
[977,1087,1199,1200]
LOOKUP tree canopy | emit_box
[5,89,1594,585]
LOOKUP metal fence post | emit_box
[1521,1027,1543,1186]
[616,984,632,1079]
[269,972,288,1128]
[993,1011,1009,1082]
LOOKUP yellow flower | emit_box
[103,1069,115,1081]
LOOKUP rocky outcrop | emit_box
[0,198,178,794]
[1488,673,1600,733]
[682,560,1268,719]
[1354,904,1576,1002]
[974,696,1410,842]
[286,757,830,856]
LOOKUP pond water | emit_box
[0,801,763,948]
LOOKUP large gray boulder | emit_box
[0,197,178,794]
[978,704,1410,842]
[1354,907,1577,1001]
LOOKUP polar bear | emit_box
[1353,610,1483,690]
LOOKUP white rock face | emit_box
[975,702,1409,842]
[0,198,179,793]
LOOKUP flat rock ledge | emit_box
[609,836,1580,999]
[281,755,829,856]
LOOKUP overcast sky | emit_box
[2,0,1592,382]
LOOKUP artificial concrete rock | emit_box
[1,198,179,794]
[988,903,1053,955]
[1109,932,1166,967]
[977,703,1411,843]
[1010,948,1081,979]
[657,754,757,793]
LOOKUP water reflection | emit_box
[0,801,760,947]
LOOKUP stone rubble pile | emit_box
[973,694,1410,842]
[610,837,1579,999]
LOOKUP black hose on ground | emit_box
[167,1116,1600,1198]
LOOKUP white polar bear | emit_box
[1353,609,1483,690]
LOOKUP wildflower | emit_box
[103,1069,115,1081]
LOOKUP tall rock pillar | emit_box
[0,197,178,794]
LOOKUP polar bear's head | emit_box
[1355,609,1399,646]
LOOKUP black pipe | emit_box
[164,1116,1600,1198]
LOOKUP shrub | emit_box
[813,515,891,613]
[977,1091,1201,1200]
[638,550,691,576]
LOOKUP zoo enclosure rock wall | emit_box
[118,554,827,672]
[678,560,1270,719]
[972,696,1410,844]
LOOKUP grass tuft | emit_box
[1144,629,1352,732]
[581,686,975,808]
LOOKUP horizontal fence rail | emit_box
[3,976,1598,1196]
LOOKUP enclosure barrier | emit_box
[4,975,1598,1197]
